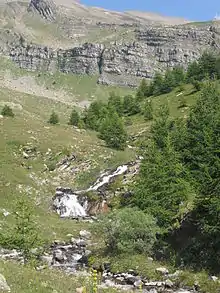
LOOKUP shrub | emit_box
[143,99,153,121]
[0,196,43,263]
[68,108,80,126]
[99,110,127,150]
[1,105,14,117]
[192,79,202,92]
[94,207,159,255]
[178,96,187,108]
[48,111,59,125]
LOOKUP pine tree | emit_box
[99,111,127,150]
[172,66,185,86]
[108,92,123,116]
[152,72,164,96]
[48,111,59,125]
[143,98,153,121]
[123,95,140,116]
[83,101,107,130]
[68,108,80,126]
[151,104,171,149]
[186,60,202,82]
[161,69,175,93]
[1,105,14,117]
[136,79,149,101]
[133,138,193,230]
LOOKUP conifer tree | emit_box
[48,111,59,125]
[133,137,193,230]
[143,99,153,121]
[68,108,80,126]
[108,92,123,116]
[99,110,127,150]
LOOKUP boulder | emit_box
[156,267,169,275]
[79,230,91,239]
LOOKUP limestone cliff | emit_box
[1,0,220,86]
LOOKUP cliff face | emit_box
[5,23,220,87]
[1,1,220,87]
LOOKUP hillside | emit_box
[0,1,220,293]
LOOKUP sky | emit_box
[81,0,220,21]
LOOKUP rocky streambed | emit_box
[0,231,199,293]
[53,160,141,219]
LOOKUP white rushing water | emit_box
[55,193,86,218]
[87,165,128,191]
[54,164,129,218]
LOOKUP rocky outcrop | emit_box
[53,161,140,219]
[28,0,56,20]
[2,13,220,86]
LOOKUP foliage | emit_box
[151,104,171,149]
[192,79,202,92]
[108,92,123,116]
[1,105,14,117]
[99,110,127,150]
[83,101,107,130]
[0,196,43,262]
[133,138,194,230]
[143,98,153,120]
[178,95,187,108]
[68,108,80,126]
[123,95,141,116]
[48,111,59,125]
[94,207,159,255]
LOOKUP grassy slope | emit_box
[0,60,219,292]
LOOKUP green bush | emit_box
[99,110,127,150]
[1,105,14,117]
[48,111,59,125]
[143,99,153,121]
[0,196,43,263]
[68,108,80,126]
[94,207,159,255]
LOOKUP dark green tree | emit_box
[161,69,176,93]
[198,52,217,79]
[48,111,59,125]
[108,92,123,116]
[123,95,140,116]
[151,104,171,149]
[172,81,220,272]
[186,61,201,82]
[68,108,80,126]
[1,105,14,117]
[143,98,153,121]
[99,110,127,150]
[136,79,150,100]
[172,66,185,86]
[0,196,43,263]
[133,138,193,230]
[83,101,107,130]
[152,72,164,96]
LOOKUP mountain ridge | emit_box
[1,0,220,86]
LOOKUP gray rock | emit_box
[134,280,143,288]
[54,249,64,261]
[211,275,218,282]
[0,274,11,292]
[79,230,91,239]
[165,279,174,288]
[41,255,53,266]
[156,267,169,275]
[4,22,220,87]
